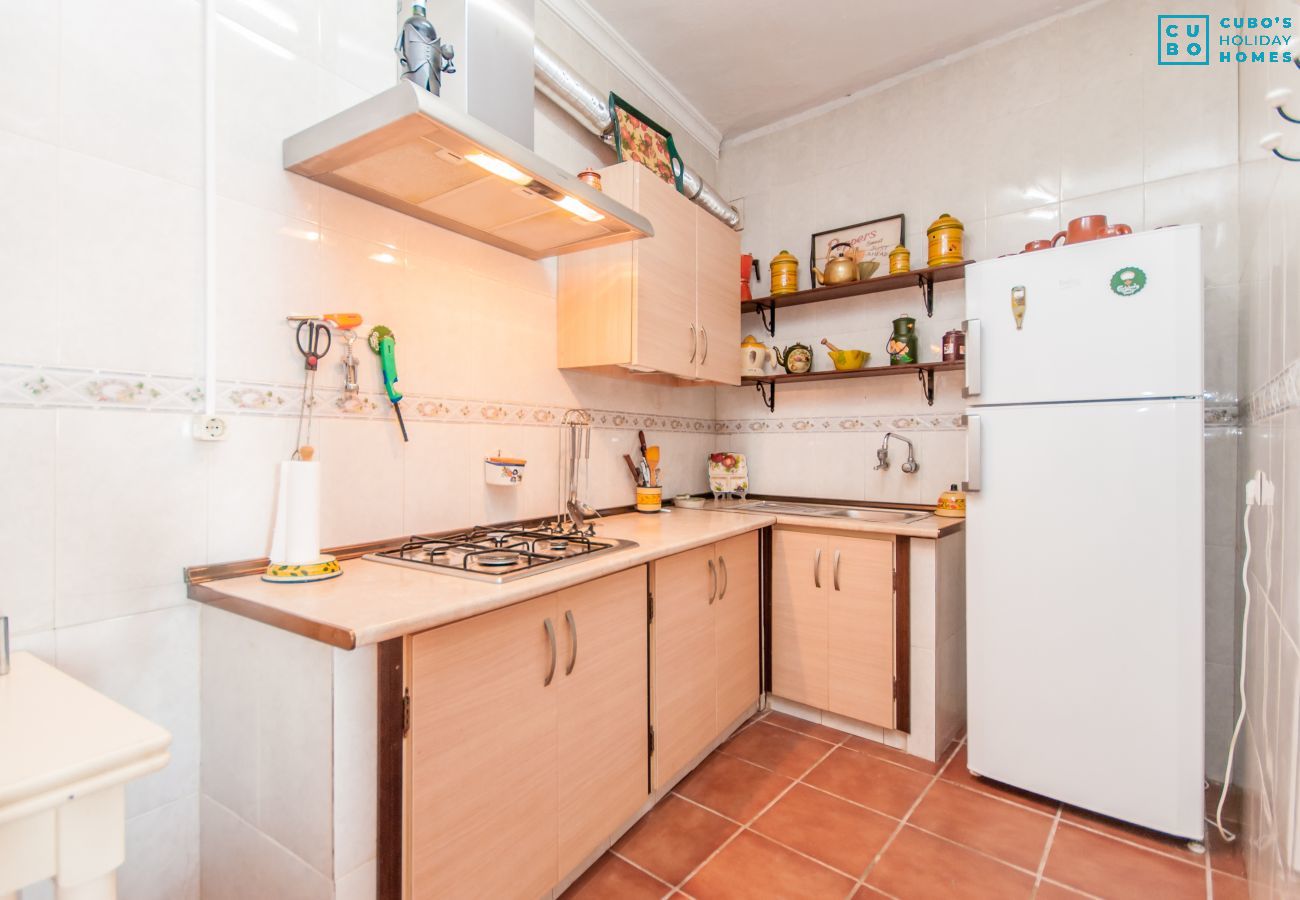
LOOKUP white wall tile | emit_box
[0,2,60,142]
[0,131,58,362]
[0,409,55,635]
[332,645,378,880]
[57,152,204,375]
[54,411,207,620]
[55,605,200,818]
[59,0,203,186]
[315,417,406,546]
[200,796,333,900]
[120,794,200,900]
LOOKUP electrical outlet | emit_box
[192,415,229,442]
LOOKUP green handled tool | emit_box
[367,325,409,442]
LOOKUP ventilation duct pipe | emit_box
[534,41,742,231]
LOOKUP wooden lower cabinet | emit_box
[556,567,650,875]
[771,527,904,730]
[715,533,761,726]
[652,533,761,789]
[650,545,716,788]
[408,567,649,900]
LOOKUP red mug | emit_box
[1098,224,1133,239]
[1051,215,1110,246]
[1023,239,1056,252]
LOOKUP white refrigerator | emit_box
[963,224,1205,840]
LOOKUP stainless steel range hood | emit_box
[283,80,653,260]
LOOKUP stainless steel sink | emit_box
[732,501,929,524]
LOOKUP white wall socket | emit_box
[192,415,229,442]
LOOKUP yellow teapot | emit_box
[811,241,859,286]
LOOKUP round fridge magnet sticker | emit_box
[1110,266,1147,297]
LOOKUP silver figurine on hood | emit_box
[396,4,455,96]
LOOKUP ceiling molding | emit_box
[539,0,723,159]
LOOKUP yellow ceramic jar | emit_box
[888,243,911,274]
[935,483,966,518]
[926,213,964,267]
[769,249,800,296]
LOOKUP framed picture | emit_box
[608,92,685,192]
[809,214,905,289]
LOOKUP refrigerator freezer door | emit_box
[965,225,1203,406]
[965,399,1204,839]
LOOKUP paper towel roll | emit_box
[269,460,321,566]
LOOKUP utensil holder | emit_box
[635,486,662,513]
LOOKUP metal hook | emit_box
[1261,132,1300,162]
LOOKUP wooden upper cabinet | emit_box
[556,567,649,876]
[409,593,559,900]
[827,534,896,727]
[695,208,742,386]
[651,544,717,789]
[714,532,760,727]
[771,528,830,710]
[557,162,741,384]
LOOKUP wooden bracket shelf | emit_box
[742,361,965,412]
[743,260,972,336]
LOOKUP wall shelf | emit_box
[743,260,972,335]
[742,360,965,411]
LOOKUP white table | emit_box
[0,653,171,899]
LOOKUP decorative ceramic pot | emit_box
[926,213,964,266]
[774,342,813,374]
[769,250,800,296]
[889,243,911,274]
[935,484,966,518]
[887,316,918,365]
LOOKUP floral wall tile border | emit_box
[1243,359,1300,425]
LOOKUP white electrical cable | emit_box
[202,0,217,417]
[1210,473,1271,842]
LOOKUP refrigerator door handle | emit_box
[962,319,981,398]
[962,414,981,492]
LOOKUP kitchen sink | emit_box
[732,500,929,524]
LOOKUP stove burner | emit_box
[547,540,569,552]
[427,547,449,558]
[475,551,521,567]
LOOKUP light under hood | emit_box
[283,81,653,260]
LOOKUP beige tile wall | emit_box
[1235,2,1300,892]
[714,0,1245,781]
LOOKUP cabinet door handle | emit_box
[688,324,697,363]
[707,558,717,604]
[564,609,577,675]
[718,556,728,599]
[700,326,709,364]
[543,617,557,686]
[813,548,822,588]
[833,550,841,591]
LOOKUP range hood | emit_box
[283,80,653,260]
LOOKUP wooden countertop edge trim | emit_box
[187,582,358,649]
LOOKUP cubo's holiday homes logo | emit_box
[1158,14,1294,65]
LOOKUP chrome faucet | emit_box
[875,432,919,474]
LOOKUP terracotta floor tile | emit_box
[762,710,848,743]
[1043,823,1207,900]
[844,735,944,775]
[674,752,793,823]
[940,745,1061,814]
[1060,806,1203,862]
[752,783,898,876]
[866,825,1036,900]
[720,721,835,777]
[614,795,739,885]
[908,780,1055,871]
[683,830,854,900]
[1206,826,1246,877]
[1034,880,1092,898]
[561,853,669,900]
[1212,872,1249,900]
[803,747,932,818]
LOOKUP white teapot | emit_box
[740,334,777,377]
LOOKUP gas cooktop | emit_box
[364,525,639,583]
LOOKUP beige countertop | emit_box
[692,499,965,538]
[190,510,776,649]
